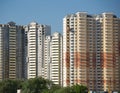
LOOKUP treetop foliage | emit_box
[0,77,88,93]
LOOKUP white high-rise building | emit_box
[51,32,62,85]
[44,32,62,85]
[26,22,51,79]
[44,36,51,80]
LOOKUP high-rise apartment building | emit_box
[63,12,120,92]
[26,22,51,79]
[44,32,62,85]
[51,32,62,85]
[0,22,25,80]
[44,36,51,80]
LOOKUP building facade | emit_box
[0,22,25,80]
[44,36,51,80]
[63,12,120,91]
[51,32,62,85]
[44,32,63,85]
[26,22,51,79]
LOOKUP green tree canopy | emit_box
[0,79,22,93]
[52,84,88,93]
[0,77,88,93]
[22,77,52,93]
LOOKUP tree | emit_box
[52,84,88,93]
[0,78,88,93]
[0,79,22,93]
[71,84,88,93]
[55,86,71,93]
[43,84,61,93]
[22,77,52,93]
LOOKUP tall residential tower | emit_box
[63,12,120,91]
[51,32,62,85]
[0,22,25,80]
[44,32,63,85]
[26,22,51,79]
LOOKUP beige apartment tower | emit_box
[63,12,120,92]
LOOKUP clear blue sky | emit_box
[0,0,120,33]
